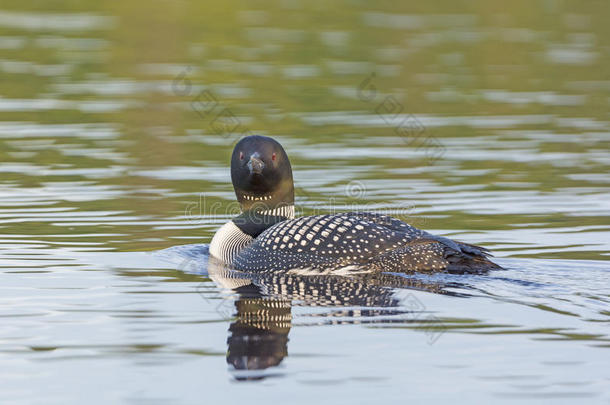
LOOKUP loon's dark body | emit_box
[231,212,499,274]
[209,135,502,275]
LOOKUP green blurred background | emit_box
[0,0,608,258]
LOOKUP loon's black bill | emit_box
[248,156,265,175]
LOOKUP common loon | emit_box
[209,135,502,274]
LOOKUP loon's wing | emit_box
[354,212,492,258]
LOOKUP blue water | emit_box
[5,243,608,402]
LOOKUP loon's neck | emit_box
[232,205,295,238]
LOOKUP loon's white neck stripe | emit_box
[259,205,295,219]
[242,194,273,201]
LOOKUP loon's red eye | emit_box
[272,153,276,161]
[239,152,244,160]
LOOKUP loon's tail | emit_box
[446,241,504,273]
[370,239,504,274]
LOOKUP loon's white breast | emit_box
[209,221,253,264]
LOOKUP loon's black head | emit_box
[231,135,294,214]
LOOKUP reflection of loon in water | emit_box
[209,258,458,380]
[226,295,290,377]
